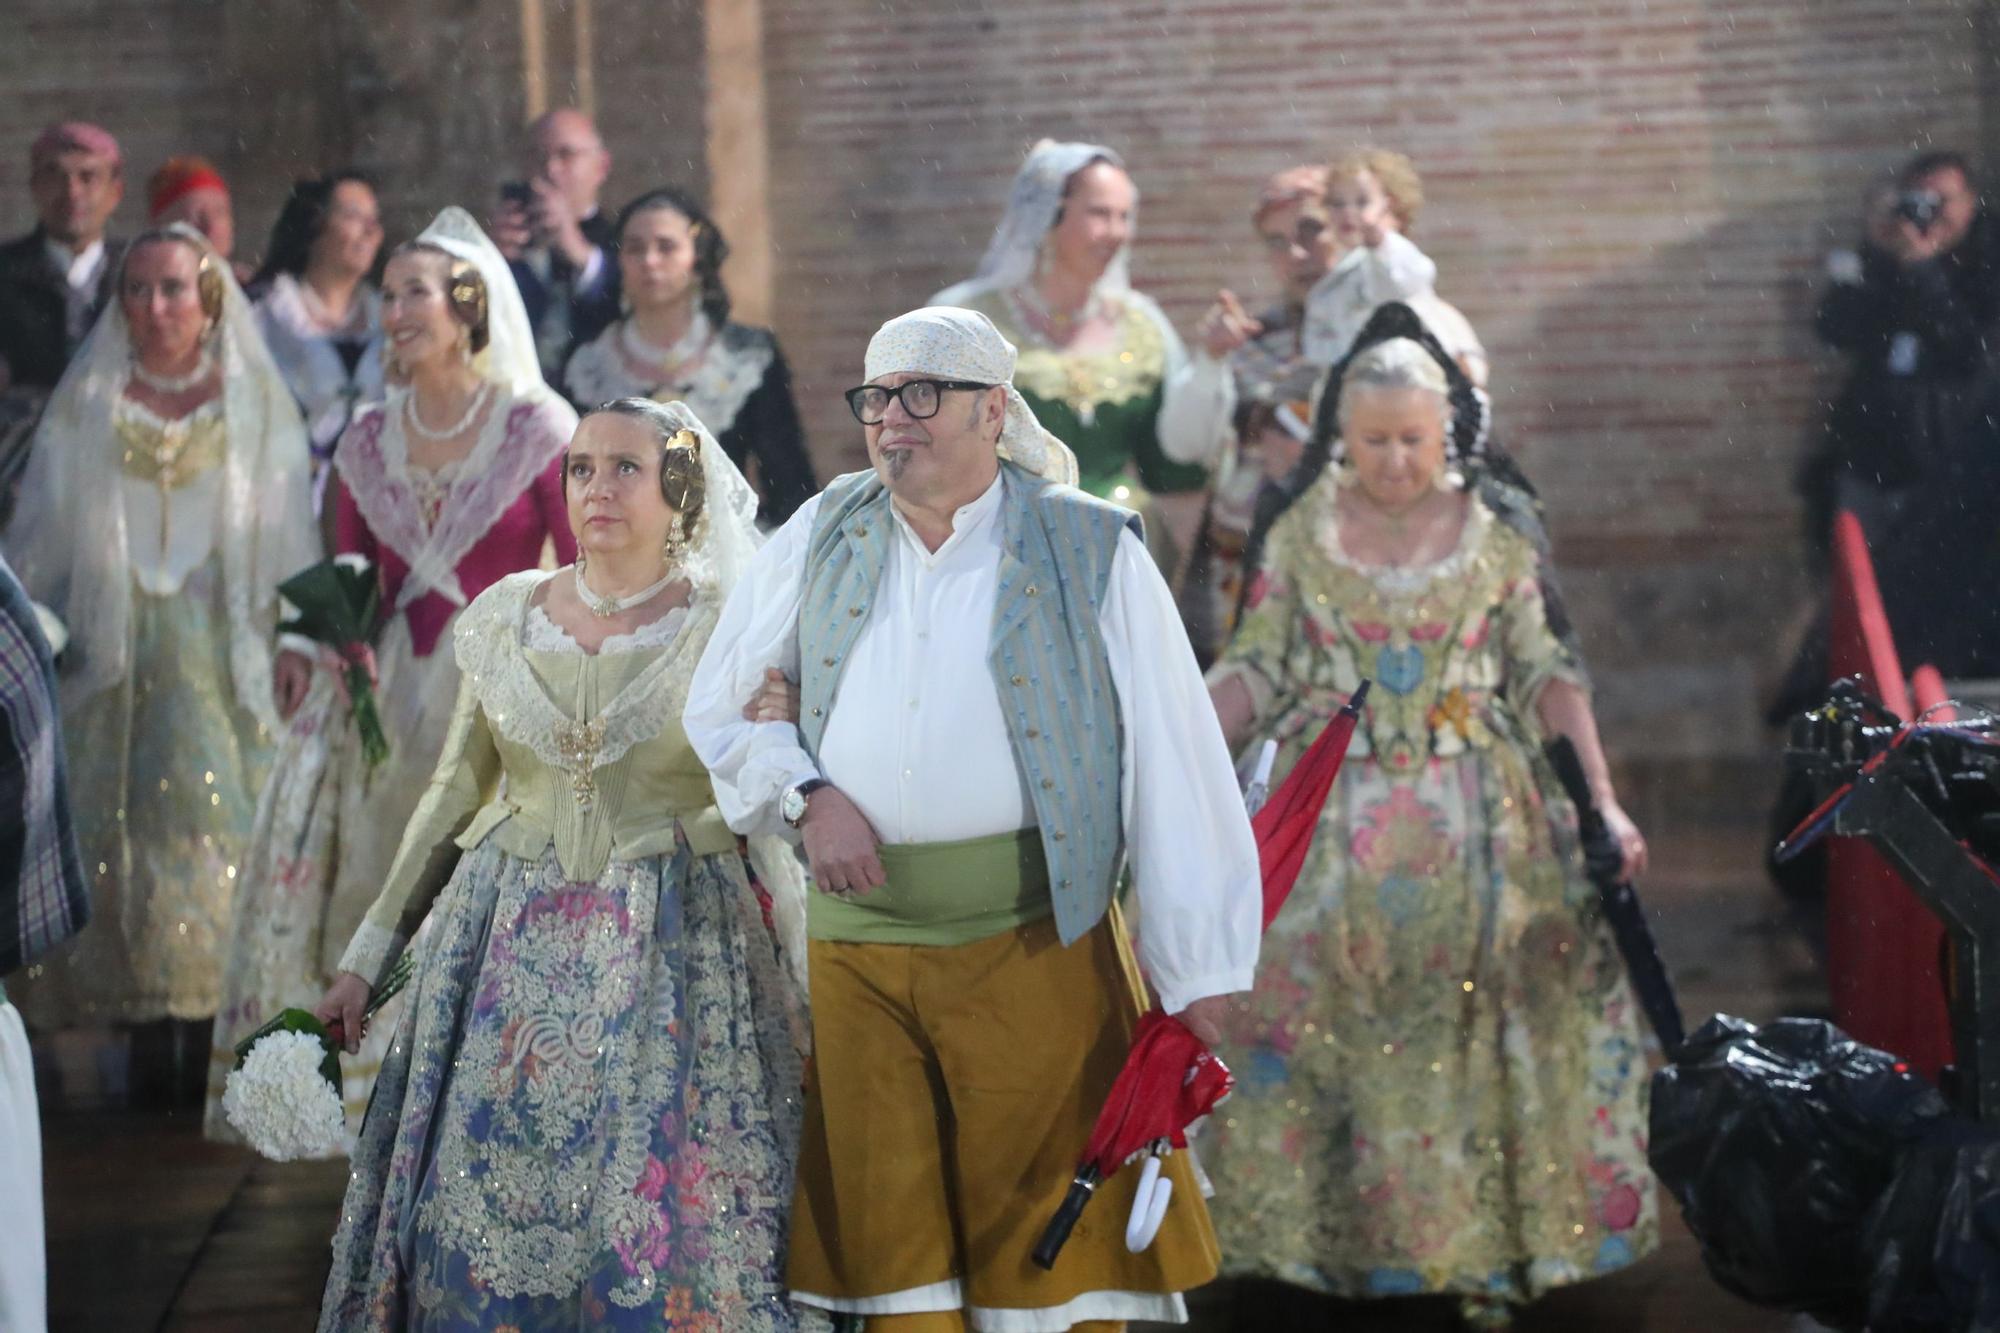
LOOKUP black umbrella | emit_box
[1545,737,1685,1053]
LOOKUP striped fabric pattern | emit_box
[0,556,87,980]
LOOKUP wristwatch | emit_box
[782,778,831,829]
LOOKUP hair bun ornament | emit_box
[667,428,700,453]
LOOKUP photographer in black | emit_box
[1805,150,2000,555]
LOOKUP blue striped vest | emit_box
[797,462,1141,947]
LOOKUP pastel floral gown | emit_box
[318,573,815,1332]
[1201,477,1657,1307]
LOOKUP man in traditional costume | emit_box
[0,553,88,1333]
[686,306,1260,1332]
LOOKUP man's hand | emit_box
[1176,995,1231,1047]
[489,199,533,262]
[1886,216,1950,266]
[530,177,594,271]
[743,667,801,724]
[1196,289,1264,360]
[800,785,886,897]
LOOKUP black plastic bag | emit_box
[1649,1014,1952,1329]
[1864,1120,2000,1332]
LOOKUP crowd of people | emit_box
[0,111,1658,1333]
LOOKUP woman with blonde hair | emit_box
[5,225,316,1103]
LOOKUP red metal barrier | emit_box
[1825,513,1954,1077]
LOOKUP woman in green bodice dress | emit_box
[5,226,315,1094]
[934,139,1208,570]
[312,398,815,1331]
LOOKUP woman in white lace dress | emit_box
[314,398,815,1332]
[205,208,579,1143]
[5,226,315,1101]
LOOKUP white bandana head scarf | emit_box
[863,307,1078,486]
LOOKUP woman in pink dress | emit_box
[206,208,579,1146]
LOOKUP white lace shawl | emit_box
[453,570,810,986]
[253,273,385,453]
[334,389,578,613]
[562,318,772,438]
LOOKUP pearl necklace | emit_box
[131,347,216,395]
[404,380,492,441]
[576,557,680,618]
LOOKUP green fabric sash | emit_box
[806,829,1052,946]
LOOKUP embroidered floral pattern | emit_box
[318,842,814,1331]
[1203,480,1656,1307]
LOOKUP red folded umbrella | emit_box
[1032,681,1372,1269]
[1032,1011,1235,1268]
[1253,679,1371,928]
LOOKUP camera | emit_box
[1895,188,1945,233]
[499,180,534,209]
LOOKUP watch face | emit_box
[782,787,806,824]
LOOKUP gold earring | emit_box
[663,523,688,567]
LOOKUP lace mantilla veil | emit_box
[933,139,1135,307]
[6,223,314,731]
[410,206,551,404]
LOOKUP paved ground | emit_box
[40,824,1825,1331]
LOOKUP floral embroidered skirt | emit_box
[1202,746,1658,1305]
[318,839,816,1332]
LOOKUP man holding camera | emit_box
[490,108,621,381]
[1809,150,2000,551]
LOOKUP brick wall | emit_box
[761,0,1989,829]
[1,0,1987,833]
[0,0,709,271]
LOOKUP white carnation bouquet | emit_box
[221,951,414,1161]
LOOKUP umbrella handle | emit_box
[1124,1155,1173,1252]
[1031,1168,1100,1271]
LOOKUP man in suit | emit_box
[490,108,620,382]
[0,122,124,393]
[0,123,125,501]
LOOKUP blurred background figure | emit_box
[249,171,388,517]
[0,123,125,512]
[1803,150,2000,558]
[490,108,620,381]
[560,186,816,524]
[0,552,87,1333]
[1301,147,1488,387]
[1165,163,1337,663]
[935,139,1210,575]
[3,226,316,1109]
[146,156,246,283]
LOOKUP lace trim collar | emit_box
[522,600,692,656]
[1313,486,1490,598]
[454,571,716,793]
[563,320,772,436]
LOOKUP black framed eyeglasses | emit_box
[844,378,994,425]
